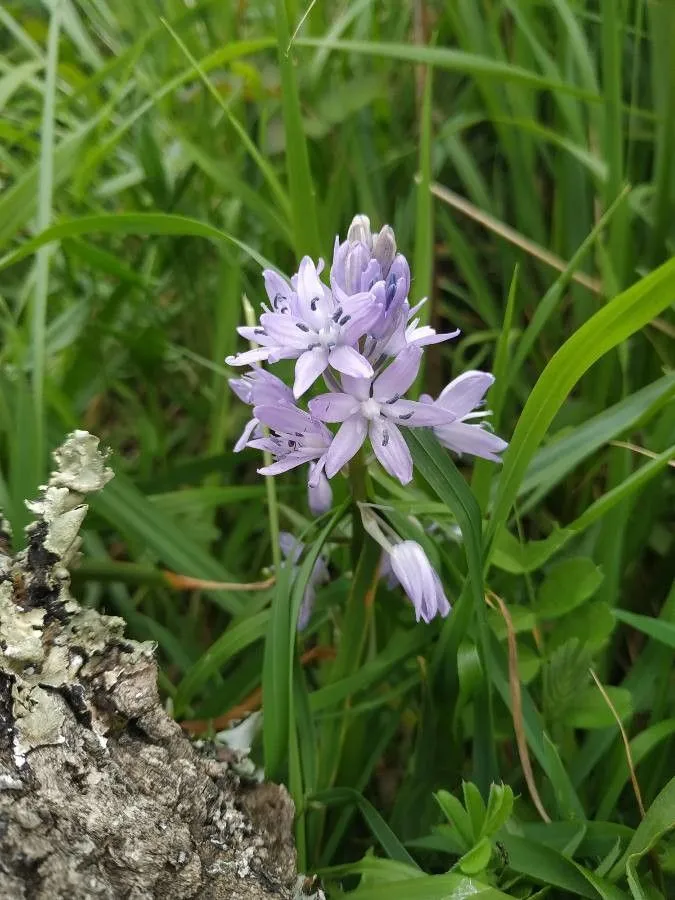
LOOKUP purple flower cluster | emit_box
[227,215,507,625]
[228,215,504,493]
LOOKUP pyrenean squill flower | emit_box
[279,532,330,630]
[421,371,508,462]
[228,368,294,452]
[225,213,507,630]
[364,296,461,363]
[227,256,382,398]
[248,404,332,481]
[308,345,456,484]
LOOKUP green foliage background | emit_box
[0,1,674,897]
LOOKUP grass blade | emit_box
[275,1,321,258]
[488,255,675,551]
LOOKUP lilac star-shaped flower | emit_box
[227,256,382,398]
[249,404,333,480]
[309,346,456,484]
[421,371,508,463]
[228,368,295,452]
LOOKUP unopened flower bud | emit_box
[347,214,372,249]
[372,225,396,275]
[344,242,371,295]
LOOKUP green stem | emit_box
[349,448,368,566]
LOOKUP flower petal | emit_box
[347,214,373,248]
[279,531,303,563]
[325,414,367,477]
[297,256,333,326]
[372,345,423,402]
[307,464,333,516]
[340,373,371,401]
[369,418,413,484]
[294,349,329,398]
[229,377,253,404]
[435,421,508,462]
[430,568,451,618]
[237,325,274,344]
[329,344,374,379]
[407,324,461,347]
[234,417,259,452]
[263,269,295,314]
[258,450,320,476]
[340,299,384,345]
[388,541,450,623]
[247,437,279,453]
[297,585,316,631]
[260,312,314,348]
[225,347,272,366]
[384,399,456,427]
[437,371,494,418]
[253,403,319,434]
[309,392,360,423]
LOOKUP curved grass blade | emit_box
[296,37,601,101]
[0,213,274,274]
[173,610,269,717]
[488,255,675,551]
[405,429,496,790]
[91,471,250,616]
[275,0,321,258]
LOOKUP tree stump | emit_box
[0,432,297,899]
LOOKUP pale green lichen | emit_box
[51,430,114,495]
[11,682,66,766]
[0,582,45,667]
[1,430,117,767]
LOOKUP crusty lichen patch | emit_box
[1,433,120,767]
[0,431,296,899]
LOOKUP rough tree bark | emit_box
[0,432,298,899]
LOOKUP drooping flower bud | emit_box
[388,541,451,623]
[308,463,333,516]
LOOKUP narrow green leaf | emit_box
[610,776,675,879]
[499,834,598,898]
[31,2,60,485]
[613,609,675,650]
[263,504,346,780]
[91,471,248,615]
[0,213,274,274]
[597,720,675,820]
[405,429,497,790]
[173,611,269,715]
[296,37,601,100]
[311,787,419,868]
[275,2,321,258]
[489,256,675,550]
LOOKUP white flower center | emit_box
[360,398,381,420]
[318,321,340,349]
